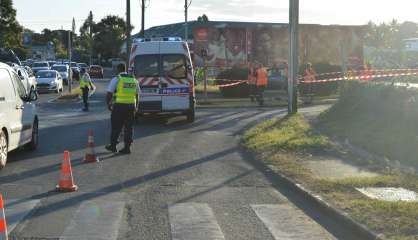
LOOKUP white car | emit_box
[35,70,64,93]
[0,62,39,169]
[51,64,69,85]
[15,66,37,93]
[31,61,50,74]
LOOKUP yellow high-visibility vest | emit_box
[114,75,138,105]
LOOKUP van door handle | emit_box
[16,105,24,110]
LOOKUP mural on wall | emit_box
[193,24,364,71]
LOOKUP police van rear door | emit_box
[134,54,162,112]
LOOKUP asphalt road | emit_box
[1,79,359,239]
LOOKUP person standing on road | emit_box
[255,63,268,106]
[79,68,94,111]
[105,64,140,154]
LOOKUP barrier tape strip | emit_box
[298,68,418,80]
[301,71,418,84]
[217,80,248,88]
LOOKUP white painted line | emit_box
[5,199,40,233]
[169,203,225,240]
[60,200,125,240]
[251,204,335,240]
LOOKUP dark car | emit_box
[89,65,104,78]
[71,67,80,81]
[77,63,89,73]
[0,48,21,66]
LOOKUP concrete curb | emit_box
[243,148,386,240]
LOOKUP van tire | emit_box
[0,131,8,169]
[26,120,38,151]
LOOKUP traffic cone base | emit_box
[56,151,78,192]
[0,194,8,240]
[84,130,99,163]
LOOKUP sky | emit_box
[14,0,418,34]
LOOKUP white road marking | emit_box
[5,199,40,233]
[60,200,125,240]
[169,203,225,240]
[251,204,335,240]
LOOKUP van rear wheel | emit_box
[0,131,8,169]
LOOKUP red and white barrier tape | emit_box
[301,71,418,84]
[217,80,248,88]
[299,68,418,80]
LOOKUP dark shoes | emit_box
[105,144,117,153]
[119,147,131,154]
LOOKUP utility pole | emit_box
[126,0,131,69]
[89,11,93,66]
[68,30,72,93]
[184,0,192,42]
[288,0,299,114]
[140,0,145,37]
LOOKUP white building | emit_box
[404,38,418,52]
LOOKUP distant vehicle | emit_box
[31,61,50,73]
[0,62,39,169]
[47,61,56,67]
[0,48,21,66]
[110,58,125,74]
[51,64,70,85]
[89,65,104,78]
[129,37,195,122]
[77,63,89,73]
[71,67,80,81]
[14,66,37,93]
[35,70,64,93]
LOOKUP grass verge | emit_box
[243,113,418,239]
[57,87,81,100]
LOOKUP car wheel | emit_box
[26,120,38,151]
[0,131,8,169]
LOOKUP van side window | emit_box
[10,72,27,100]
[162,55,186,79]
[134,55,159,77]
[0,69,16,102]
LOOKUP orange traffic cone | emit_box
[0,194,8,240]
[84,130,99,163]
[56,151,78,192]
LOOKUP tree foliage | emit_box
[197,14,209,22]
[365,20,418,49]
[0,0,23,48]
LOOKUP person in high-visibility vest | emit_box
[105,64,140,154]
[255,64,268,106]
[79,68,94,111]
[248,62,257,102]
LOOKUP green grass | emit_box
[243,113,418,239]
[195,82,220,94]
[318,81,418,169]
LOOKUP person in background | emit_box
[105,64,140,154]
[248,62,257,102]
[303,62,316,104]
[255,63,268,106]
[79,68,94,111]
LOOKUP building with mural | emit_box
[142,21,365,74]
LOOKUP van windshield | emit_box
[134,55,159,77]
[162,55,186,79]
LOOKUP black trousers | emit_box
[81,87,89,109]
[110,104,135,147]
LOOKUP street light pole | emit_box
[184,0,192,42]
[126,0,132,69]
[288,0,299,114]
[141,0,145,37]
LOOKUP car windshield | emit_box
[134,55,159,77]
[33,62,48,67]
[162,55,187,79]
[71,63,78,67]
[36,71,56,78]
[78,63,88,67]
[52,66,67,72]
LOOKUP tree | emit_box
[197,14,209,22]
[0,0,23,48]
[93,15,129,60]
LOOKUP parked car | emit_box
[89,65,104,78]
[71,67,80,81]
[51,64,70,85]
[47,61,56,67]
[35,70,64,93]
[31,61,50,74]
[0,62,39,169]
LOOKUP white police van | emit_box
[0,62,39,169]
[128,37,195,122]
